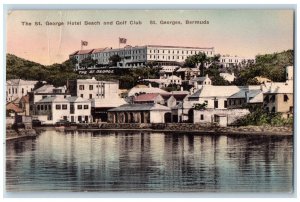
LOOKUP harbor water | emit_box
[6,130,293,192]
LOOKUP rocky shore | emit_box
[73,123,293,136]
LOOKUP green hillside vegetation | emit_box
[233,50,294,85]
[6,49,294,88]
[6,54,160,89]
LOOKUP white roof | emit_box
[34,85,55,93]
[167,75,181,80]
[76,77,118,84]
[262,82,293,94]
[128,87,168,97]
[91,97,127,108]
[189,85,241,98]
[66,96,90,103]
[37,96,69,103]
[176,67,200,72]
[7,79,38,86]
[248,92,263,103]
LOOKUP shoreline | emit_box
[59,123,293,136]
[6,124,292,141]
[69,128,292,136]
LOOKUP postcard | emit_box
[5,8,294,195]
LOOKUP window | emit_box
[56,105,61,110]
[30,105,33,111]
[37,105,40,110]
[290,106,293,112]
[214,100,218,108]
[80,94,83,98]
[79,85,84,90]
[62,104,67,110]
[47,115,52,120]
[89,94,93,99]
[200,114,204,120]
[224,100,228,108]
[41,105,44,110]
[284,94,289,102]
[77,105,82,110]
[84,105,89,109]
[272,107,276,112]
[22,88,24,94]
[45,105,48,110]
[49,105,51,110]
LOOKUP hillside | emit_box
[233,50,294,85]
[6,49,294,88]
[5,54,159,88]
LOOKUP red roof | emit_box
[20,95,29,103]
[92,48,106,53]
[69,49,95,56]
[6,102,23,113]
[134,93,161,102]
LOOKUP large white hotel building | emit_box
[70,45,254,69]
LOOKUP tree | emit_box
[109,54,121,67]
[184,52,220,76]
[193,103,207,110]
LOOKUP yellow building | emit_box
[263,85,293,118]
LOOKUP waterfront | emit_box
[6,130,293,192]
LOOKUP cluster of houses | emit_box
[6,66,293,127]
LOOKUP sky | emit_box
[6,10,294,65]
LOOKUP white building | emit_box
[220,72,236,83]
[193,108,250,126]
[144,75,182,88]
[32,97,70,125]
[108,103,172,124]
[189,74,212,89]
[32,96,92,125]
[66,97,92,123]
[69,77,127,122]
[70,45,215,69]
[219,55,255,68]
[6,79,38,102]
[188,85,242,109]
[29,85,69,105]
[74,77,120,100]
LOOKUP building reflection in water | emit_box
[6,130,293,192]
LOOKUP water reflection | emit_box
[6,130,293,192]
